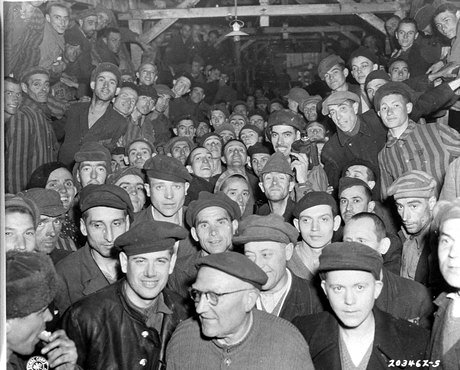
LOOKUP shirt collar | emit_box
[385,120,416,147]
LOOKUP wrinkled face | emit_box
[114,87,138,116]
[190,148,213,179]
[306,122,326,142]
[250,153,270,177]
[366,78,388,102]
[128,141,152,169]
[148,178,188,217]
[296,205,337,249]
[175,119,196,139]
[339,186,372,224]
[343,218,382,252]
[24,74,49,103]
[155,94,170,113]
[223,141,247,169]
[203,137,222,159]
[47,5,69,34]
[170,141,191,165]
[396,22,418,49]
[328,101,358,133]
[115,174,146,213]
[378,94,411,131]
[136,95,156,115]
[233,104,248,117]
[245,241,290,291]
[249,114,265,131]
[93,71,118,101]
[389,61,409,82]
[270,125,299,156]
[221,177,250,214]
[46,167,77,211]
[78,161,108,187]
[96,11,110,31]
[230,114,247,137]
[4,81,22,117]
[260,172,293,202]
[64,43,82,63]
[210,110,226,129]
[434,10,459,39]
[106,31,121,54]
[240,129,259,148]
[192,267,252,342]
[35,215,63,254]
[322,270,382,329]
[438,218,460,289]
[138,64,158,86]
[351,56,375,85]
[345,165,371,183]
[302,102,318,122]
[190,86,205,104]
[196,121,211,137]
[324,65,348,91]
[5,211,36,252]
[172,77,191,97]
[219,130,236,144]
[80,15,98,38]
[81,207,129,257]
[396,197,433,234]
[7,307,53,356]
[120,250,176,308]
[192,206,236,254]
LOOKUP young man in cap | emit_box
[293,242,430,369]
[235,214,323,321]
[285,87,310,113]
[173,115,198,141]
[59,62,127,167]
[55,184,134,311]
[343,212,434,329]
[137,62,158,86]
[318,54,359,95]
[62,220,189,369]
[208,104,229,131]
[168,191,240,298]
[299,95,322,124]
[165,136,195,166]
[184,147,215,204]
[166,251,315,369]
[73,141,112,188]
[239,124,262,149]
[126,139,154,170]
[228,112,249,138]
[112,82,138,118]
[247,142,273,178]
[320,90,387,191]
[7,251,78,369]
[375,83,460,200]
[107,166,147,213]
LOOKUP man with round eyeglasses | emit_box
[166,251,314,369]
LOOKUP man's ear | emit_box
[232,219,239,235]
[184,181,190,195]
[173,128,178,135]
[119,251,128,274]
[78,19,83,28]
[379,237,391,255]
[295,131,301,141]
[343,68,349,78]
[367,200,375,213]
[428,195,437,211]
[168,252,177,274]
[258,181,265,194]
[136,72,140,80]
[21,83,28,94]
[221,155,227,164]
[123,156,129,166]
[115,87,120,96]
[285,242,294,261]
[102,37,108,45]
[321,280,328,297]
[368,180,376,190]
[80,218,88,236]
[373,63,378,71]
[293,218,300,232]
[144,182,151,197]
[406,102,413,114]
[352,101,359,114]
[186,165,193,174]
[90,81,95,91]
[288,180,295,193]
[374,279,383,299]
[191,227,199,242]
[333,215,341,231]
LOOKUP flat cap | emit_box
[249,108,268,121]
[293,191,338,219]
[239,124,262,138]
[284,87,310,104]
[267,109,305,131]
[247,142,274,157]
[214,169,249,193]
[114,220,188,256]
[299,95,322,112]
[196,251,268,290]
[137,84,158,99]
[79,184,134,221]
[5,194,40,228]
[91,62,122,87]
[233,214,299,245]
[143,154,192,183]
[414,4,435,31]
[74,141,112,174]
[318,54,345,80]
[387,170,437,200]
[154,84,174,97]
[215,123,236,137]
[107,166,145,186]
[259,152,294,178]
[197,132,222,147]
[174,114,199,128]
[319,242,383,280]
[75,7,98,19]
[364,70,390,87]
[164,136,195,155]
[322,91,360,115]
[64,30,84,47]
[373,81,413,111]
[231,100,248,111]
[348,47,379,66]
[338,177,372,196]
[209,103,230,118]
[19,188,66,217]
[186,191,241,227]
[20,66,49,84]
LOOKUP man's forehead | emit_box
[96,71,117,81]
[225,142,245,151]
[172,141,190,150]
[271,124,296,132]
[129,142,151,151]
[299,204,333,217]
[80,160,106,167]
[340,185,367,197]
[196,205,230,220]
[28,74,49,82]
[396,197,428,205]
[352,56,373,66]
[326,65,342,74]
[347,165,368,173]
[119,87,137,97]
[178,120,194,126]
[5,81,21,91]
[191,148,210,159]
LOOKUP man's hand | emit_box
[291,152,309,184]
[40,330,78,369]
[426,60,445,75]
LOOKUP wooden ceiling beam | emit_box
[327,21,361,45]
[244,25,362,34]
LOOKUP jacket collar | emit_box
[337,116,368,146]
[385,120,416,148]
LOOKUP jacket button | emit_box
[141,331,148,337]
[139,359,147,366]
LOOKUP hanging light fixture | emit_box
[225,0,248,42]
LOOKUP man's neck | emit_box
[389,119,409,139]
[152,207,183,225]
[90,97,111,111]
[90,248,118,275]
[334,83,348,92]
[265,269,290,295]
[268,197,289,217]
[340,312,375,341]
[131,109,144,122]
[211,158,223,175]
[217,310,253,346]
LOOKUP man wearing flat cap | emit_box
[59,62,128,167]
[62,220,189,370]
[293,242,430,370]
[73,141,112,188]
[168,191,240,298]
[55,184,134,312]
[387,170,441,288]
[376,83,460,200]
[320,89,387,191]
[7,251,79,370]
[166,251,315,369]
[234,214,323,322]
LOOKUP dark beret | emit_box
[143,154,192,183]
[192,80,207,90]
[74,141,112,174]
[338,177,372,196]
[19,188,66,217]
[5,194,40,228]
[79,184,134,222]
[164,137,195,155]
[341,158,378,180]
[348,47,379,66]
[196,251,268,290]
[233,214,299,244]
[174,114,199,128]
[137,84,158,99]
[186,191,241,228]
[322,91,360,115]
[319,242,383,280]
[107,166,145,186]
[267,109,305,131]
[247,142,274,157]
[114,220,188,256]
[293,191,338,219]
[27,162,69,189]
[231,100,248,111]
[239,124,262,138]
[197,132,222,147]
[259,152,293,178]
[20,66,50,84]
[364,70,390,87]
[248,108,268,121]
[373,81,413,111]
[91,62,122,87]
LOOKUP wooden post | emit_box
[128,20,143,71]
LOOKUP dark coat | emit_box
[292,308,430,370]
[61,280,189,370]
[257,197,297,223]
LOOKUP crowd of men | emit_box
[5,1,460,369]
